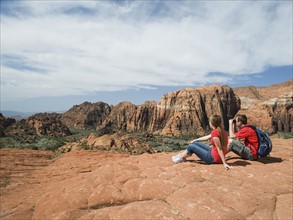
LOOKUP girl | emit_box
[172,114,232,170]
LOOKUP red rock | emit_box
[234,80,293,134]
[2,81,292,138]
[61,101,112,129]
[99,85,240,136]
[0,137,292,219]
[6,113,71,137]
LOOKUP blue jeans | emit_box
[187,142,215,164]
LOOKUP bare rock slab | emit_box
[0,138,292,219]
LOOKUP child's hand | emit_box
[189,139,197,144]
[223,163,233,171]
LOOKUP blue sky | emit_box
[1,0,292,113]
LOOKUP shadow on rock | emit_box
[186,159,213,165]
[225,156,252,166]
[229,160,252,167]
[226,156,283,165]
[257,156,283,164]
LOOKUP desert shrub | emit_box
[156,145,173,152]
[148,142,161,148]
[136,134,190,152]
[0,128,98,151]
[277,131,293,139]
[78,140,92,150]
[34,137,64,151]
[0,136,64,151]
[64,129,96,142]
[0,130,202,153]
[0,137,14,148]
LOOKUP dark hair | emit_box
[236,114,247,125]
[210,115,227,150]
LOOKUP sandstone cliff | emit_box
[2,80,292,138]
[98,85,240,136]
[1,137,292,220]
[234,79,292,100]
[157,85,240,136]
[234,80,293,133]
[59,80,291,135]
[99,101,144,133]
[61,101,112,129]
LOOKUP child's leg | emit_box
[183,142,214,164]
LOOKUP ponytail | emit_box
[217,127,227,150]
[210,115,227,150]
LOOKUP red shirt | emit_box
[235,124,259,159]
[210,128,228,163]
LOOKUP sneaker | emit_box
[172,154,183,164]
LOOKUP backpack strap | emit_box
[246,125,258,142]
[246,125,260,159]
[239,124,256,132]
[240,125,260,147]
[246,125,256,130]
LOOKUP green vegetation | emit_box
[3,128,291,153]
[0,136,64,151]
[0,128,103,152]
[63,128,99,142]
[0,129,201,153]
[132,133,200,152]
[276,131,293,139]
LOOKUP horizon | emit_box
[1,1,292,113]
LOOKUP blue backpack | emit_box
[249,125,272,157]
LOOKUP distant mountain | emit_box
[1,111,65,120]
[1,111,36,120]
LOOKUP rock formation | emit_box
[237,93,292,134]
[234,80,293,134]
[234,79,292,100]
[61,101,112,129]
[6,113,71,137]
[0,137,292,219]
[157,85,240,136]
[99,85,240,136]
[2,80,291,139]
[99,101,158,134]
[39,81,292,137]
[0,113,16,137]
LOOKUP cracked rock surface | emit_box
[1,137,292,219]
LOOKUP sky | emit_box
[1,0,292,113]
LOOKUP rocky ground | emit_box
[0,137,292,220]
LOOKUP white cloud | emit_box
[1,0,292,100]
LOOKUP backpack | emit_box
[248,125,272,157]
